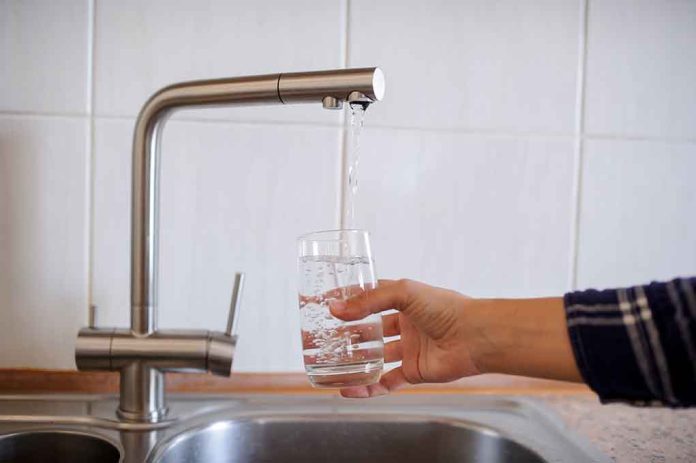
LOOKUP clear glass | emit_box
[297,229,384,388]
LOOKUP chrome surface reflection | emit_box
[0,394,610,462]
[0,430,121,463]
[151,414,545,463]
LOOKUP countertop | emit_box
[540,395,696,462]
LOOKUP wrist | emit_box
[464,296,582,382]
[463,298,515,375]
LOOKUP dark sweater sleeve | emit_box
[564,277,696,407]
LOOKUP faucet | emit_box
[75,67,385,422]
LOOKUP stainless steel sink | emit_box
[0,394,609,462]
[150,414,544,463]
[0,430,121,462]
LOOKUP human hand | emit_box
[330,279,582,398]
[330,279,478,398]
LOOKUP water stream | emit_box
[341,103,366,230]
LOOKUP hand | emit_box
[330,279,582,398]
[330,279,478,398]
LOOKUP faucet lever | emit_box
[226,272,245,336]
[88,305,98,328]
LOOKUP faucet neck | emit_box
[129,68,383,335]
[129,74,282,334]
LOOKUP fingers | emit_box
[383,340,402,363]
[330,280,412,321]
[379,366,412,392]
[323,279,396,300]
[301,321,381,350]
[339,366,412,398]
[339,385,372,398]
[381,313,400,337]
[321,283,376,301]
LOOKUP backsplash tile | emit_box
[585,0,696,139]
[93,0,345,125]
[576,138,696,289]
[1,1,694,372]
[349,0,580,133]
[0,116,88,368]
[353,127,575,297]
[90,118,132,329]
[0,0,89,113]
[92,118,340,371]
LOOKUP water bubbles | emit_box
[299,255,383,384]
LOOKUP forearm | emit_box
[467,297,583,382]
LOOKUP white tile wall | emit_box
[0,116,88,368]
[349,0,581,132]
[91,118,133,328]
[576,139,696,289]
[94,0,345,124]
[585,0,696,139]
[93,118,340,371]
[0,0,89,113]
[1,0,695,370]
[354,128,574,297]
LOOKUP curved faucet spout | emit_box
[129,73,282,334]
[130,67,384,334]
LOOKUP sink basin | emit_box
[0,395,608,462]
[0,430,121,463]
[151,414,545,463]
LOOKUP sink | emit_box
[0,395,609,462]
[151,414,545,463]
[0,430,121,463]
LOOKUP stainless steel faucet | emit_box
[75,67,385,423]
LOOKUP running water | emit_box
[341,103,366,230]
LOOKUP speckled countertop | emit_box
[539,395,696,462]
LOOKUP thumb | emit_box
[330,279,408,321]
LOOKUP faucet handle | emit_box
[88,304,98,328]
[226,272,245,336]
[204,272,244,377]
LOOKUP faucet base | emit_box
[116,407,169,423]
[117,364,167,423]
[75,328,236,423]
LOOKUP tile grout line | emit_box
[569,0,590,292]
[2,109,695,144]
[0,110,696,144]
[337,0,351,230]
[85,0,97,322]
[582,132,696,144]
[0,110,88,119]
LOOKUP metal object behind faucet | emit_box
[75,67,385,423]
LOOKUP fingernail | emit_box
[368,383,389,397]
[341,386,369,398]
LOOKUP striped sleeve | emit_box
[564,277,696,407]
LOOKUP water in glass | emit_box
[298,254,383,388]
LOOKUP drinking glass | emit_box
[297,229,384,388]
